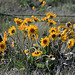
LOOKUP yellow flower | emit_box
[8,26,16,35]
[49,27,57,33]
[47,19,57,25]
[50,13,56,18]
[67,21,73,29]
[28,25,38,35]
[24,50,29,55]
[46,12,56,18]
[63,30,67,34]
[32,51,42,56]
[11,41,15,47]
[58,25,68,33]
[40,36,50,47]
[68,38,74,49]
[33,44,39,47]
[22,19,27,25]
[39,0,42,2]
[3,31,7,42]
[31,15,40,22]
[14,18,22,25]
[25,18,34,23]
[1,52,5,57]
[32,6,35,10]
[49,32,57,40]
[41,16,49,21]
[46,12,51,16]
[60,33,67,42]
[41,1,46,6]
[73,24,75,30]
[24,30,28,36]
[0,41,6,52]
[58,25,65,30]
[67,21,71,26]
[31,34,38,41]
[63,27,68,33]
[69,30,75,37]
[18,24,28,31]
[28,33,31,39]
[66,57,69,60]
[49,54,54,59]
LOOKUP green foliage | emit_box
[41,48,46,55]
[0,0,75,75]
[36,63,44,68]
[15,61,25,68]
[28,55,34,65]
[39,7,45,11]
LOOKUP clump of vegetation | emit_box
[0,0,75,75]
[0,11,75,75]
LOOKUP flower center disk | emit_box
[43,39,47,44]
[52,34,56,38]
[12,30,15,33]
[1,44,4,49]
[30,28,35,33]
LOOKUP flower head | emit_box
[46,12,56,18]
[11,40,15,47]
[68,38,74,49]
[24,30,28,37]
[49,54,54,59]
[67,21,72,29]
[49,27,57,33]
[24,50,29,55]
[18,24,28,31]
[47,19,57,25]
[8,26,16,35]
[39,0,42,2]
[33,44,39,47]
[40,36,50,47]
[28,25,38,35]
[25,18,34,23]
[31,16,40,22]
[31,34,38,41]
[69,30,75,37]
[58,25,65,31]
[41,16,49,21]
[3,31,7,42]
[32,50,42,56]
[49,32,57,40]
[14,18,22,25]
[0,41,6,52]
[41,1,46,6]
[22,19,27,25]
[32,6,35,10]
[73,24,75,30]
[60,33,67,42]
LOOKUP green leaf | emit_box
[36,63,44,68]
[31,57,34,65]
[28,55,34,65]
[39,7,45,11]
[23,1,27,7]
[49,63,54,67]
[20,67,25,70]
